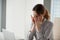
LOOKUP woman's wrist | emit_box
[30,23,35,32]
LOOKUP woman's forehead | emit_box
[33,11,42,16]
[33,11,38,16]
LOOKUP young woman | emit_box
[28,4,53,40]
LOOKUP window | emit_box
[51,0,60,21]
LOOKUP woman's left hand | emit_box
[35,17,42,31]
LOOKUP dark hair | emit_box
[32,4,50,20]
[32,4,45,15]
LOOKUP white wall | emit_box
[6,0,43,39]
[6,0,25,39]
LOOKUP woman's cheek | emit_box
[33,18,36,23]
[38,17,41,21]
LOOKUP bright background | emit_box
[6,0,43,39]
[0,0,60,40]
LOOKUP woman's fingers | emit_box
[31,15,35,23]
[31,15,42,24]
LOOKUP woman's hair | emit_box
[32,4,50,20]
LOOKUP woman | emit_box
[28,4,53,40]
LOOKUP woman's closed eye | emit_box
[34,15,38,18]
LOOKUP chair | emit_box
[0,32,4,40]
[3,29,16,40]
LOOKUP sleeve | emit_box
[28,23,37,40]
[44,22,53,40]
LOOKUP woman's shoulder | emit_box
[46,20,53,27]
[44,20,53,26]
[48,20,53,24]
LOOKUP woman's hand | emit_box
[34,16,42,31]
[31,15,43,32]
[30,15,35,32]
[31,15,35,24]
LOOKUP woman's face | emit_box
[32,11,45,22]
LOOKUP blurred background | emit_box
[0,0,60,40]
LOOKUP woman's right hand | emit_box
[30,15,35,32]
[31,15,35,24]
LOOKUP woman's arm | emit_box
[30,23,35,32]
[28,23,37,40]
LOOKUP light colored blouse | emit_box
[30,20,53,40]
